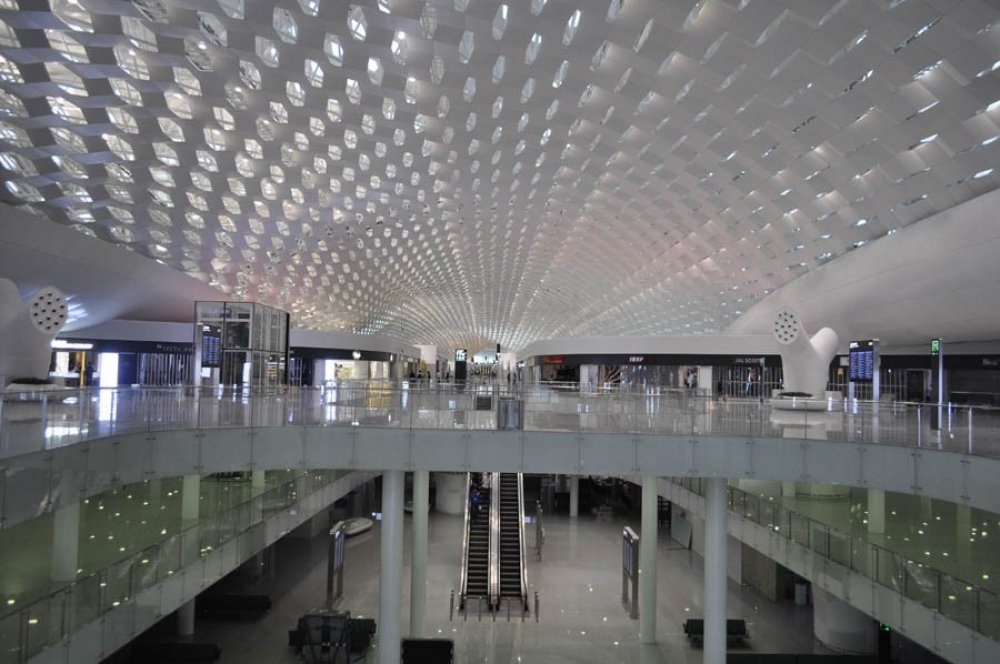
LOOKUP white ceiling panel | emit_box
[0,0,998,350]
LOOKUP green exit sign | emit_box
[931,339,940,355]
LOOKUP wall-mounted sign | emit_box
[849,340,877,383]
[351,350,362,360]
[455,348,468,362]
[931,338,940,355]
[733,356,766,366]
[542,355,565,365]
[628,356,645,363]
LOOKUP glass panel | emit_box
[134,546,159,591]
[810,522,829,557]
[0,610,22,664]
[902,560,938,608]
[829,531,850,566]
[876,548,902,592]
[25,593,64,658]
[851,539,872,576]
[159,533,182,578]
[978,589,1000,640]
[791,514,809,546]
[103,559,132,610]
[69,573,102,631]
[939,576,976,629]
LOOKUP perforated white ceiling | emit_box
[1,0,999,351]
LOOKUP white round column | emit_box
[704,478,728,664]
[410,470,429,637]
[433,472,467,515]
[639,476,658,643]
[379,471,404,664]
[177,599,196,637]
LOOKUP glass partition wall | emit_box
[193,302,290,391]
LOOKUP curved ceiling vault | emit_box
[0,0,998,351]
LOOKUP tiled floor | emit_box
[179,511,826,663]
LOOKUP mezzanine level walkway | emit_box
[2,382,1000,662]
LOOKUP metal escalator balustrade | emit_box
[460,473,491,607]
[497,473,527,608]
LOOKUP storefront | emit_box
[50,339,193,387]
[291,347,406,386]
[527,353,783,396]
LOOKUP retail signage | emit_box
[628,356,644,363]
[455,348,468,361]
[542,355,565,364]
[733,356,766,366]
[849,339,877,382]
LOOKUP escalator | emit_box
[460,473,492,607]
[497,473,528,609]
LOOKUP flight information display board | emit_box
[849,340,876,382]
[202,333,221,368]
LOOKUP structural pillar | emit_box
[639,476,658,643]
[182,475,201,523]
[410,470,429,637]
[50,502,80,582]
[251,470,266,493]
[867,489,885,535]
[704,477,728,664]
[569,476,579,518]
[177,599,196,637]
[379,471,404,664]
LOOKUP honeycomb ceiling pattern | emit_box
[1,0,999,351]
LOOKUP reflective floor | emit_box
[162,512,827,663]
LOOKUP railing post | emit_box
[38,393,49,450]
[917,405,922,447]
[968,406,973,455]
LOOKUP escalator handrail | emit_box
[458,472,472,605]
[488,472,501,608]
[516,472,529,608]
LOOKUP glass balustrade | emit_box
[1,383,998,460]
[0,469,342,663]
[671,477,1000,641]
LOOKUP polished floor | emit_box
[167,511,826,663]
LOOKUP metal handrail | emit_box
[0,469,344,660]
[670,477,1000,641]
[457,472,472,608]
[516,472,529,610]
[488,472,501,609]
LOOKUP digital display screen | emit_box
[455,348,468,362]
[202,334,221,368]
[849,340,875,382]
